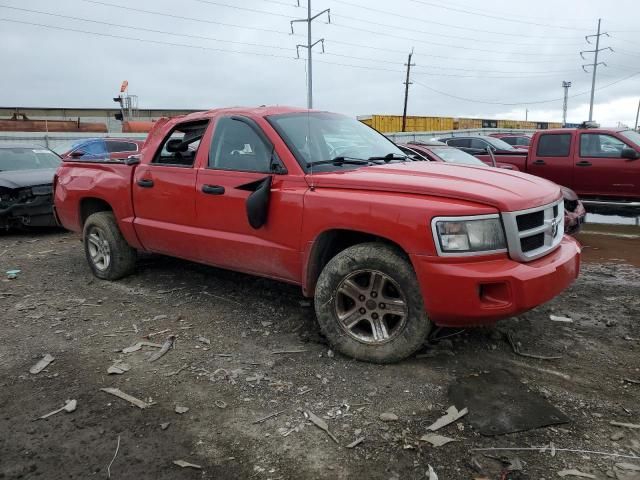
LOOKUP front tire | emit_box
[314,243,432,363]
[83,211,136,280]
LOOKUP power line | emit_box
[190,0,292,19]
[77,0,293,36]
[0,4,588,76]
[332,13,582,48]
[406,0,591,31]
[329,20,577,57]
[413,71,640,106]
[0,4,294,51]
[329,0,581,40]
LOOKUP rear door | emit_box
[574,132,639,198]
[193,115,305,282]
[527,132,574,187]
[132,120,209,256]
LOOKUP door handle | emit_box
[202,184,225,195]
[136,179,154,188]
[576,161,592,167]
[532,159,546,165]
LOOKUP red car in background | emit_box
[60,138,145,161]
[489,133,532,151]
[399,141,586,235]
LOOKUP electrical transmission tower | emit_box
[581,19,613,122]
[291,1,330,109]
[562,81,572,126]
[401,49,415,133]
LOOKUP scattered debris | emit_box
[327,349,335,358]
[507,332,562,360]
[305,410,338,443]
[148,335,176,362]
[160,422,170,430]
[122,341,162,354]
[427,465,438,480]
[550,315,573,323]
[616,463,640,471]
[101,388,150,409]
[272,349,307,355]
[6,269,21,279]
[450,370,569,435]
[107,362,131,375]
[146,328,170,338]
[611,421,640,429]
[106,435,121,479]
[346,437,364,449]
[426,406,468,431]
[173,460,202,470]
[298,387,313,395]
[420,433,456,447]
[175,405,189,414]
[623,378,640,385]
[197,336,211,345]
[166,363,189,377]
[214,400,227,409]
[471,446,640,460]
[252,410,286,424]
[151,314,168,321]
[379,412,399,422]
[39,399,77,419]
[29,354,55,374]
[611,431,625,441]
[557,469,595,478]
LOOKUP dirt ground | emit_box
[0,223,638,480]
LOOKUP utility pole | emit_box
[635,98,640,131]
[562,81,572,126]
[291,1,330,109]
[525,108,529,122]
[401,49,415,132]
[581,19,612,122]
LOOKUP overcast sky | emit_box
[2,0,640,126]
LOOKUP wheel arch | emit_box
[79,197,113,227]
[302,228,410,297]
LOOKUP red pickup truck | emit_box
[444,126,640,210]
[54,107,581,363]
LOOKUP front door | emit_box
[527,132,574,188]
[574,132,639,198]
[194,116,305,283]
[132,120,209,256]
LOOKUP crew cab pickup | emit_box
[444,126,640,209]
[54,107,581,363]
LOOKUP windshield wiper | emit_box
[306,156,371,168]
[367,153,410,163]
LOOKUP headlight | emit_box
[432,215,506,254]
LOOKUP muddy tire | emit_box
[314,243,432,363]
[83,211,136,280]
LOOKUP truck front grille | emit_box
[501,199,564,262]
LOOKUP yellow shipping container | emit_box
[359,115,558,133]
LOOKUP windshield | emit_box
[485,137,517,151]
[267,112,406,172]
[429,147,486,166]
[620,130,640,147]
[501,136,531,147]
[0,148,61,172]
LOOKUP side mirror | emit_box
[621,146,639,160]
[69,150,85,158]
[246,176,272,229]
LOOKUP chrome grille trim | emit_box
[502,199,564,262]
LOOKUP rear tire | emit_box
[314,242,432,363]
[83,211,136,280]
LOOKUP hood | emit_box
[307,162,561,212]
[0,168,56,189]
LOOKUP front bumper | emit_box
[0,194,57,229]
[411,235,581,326]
